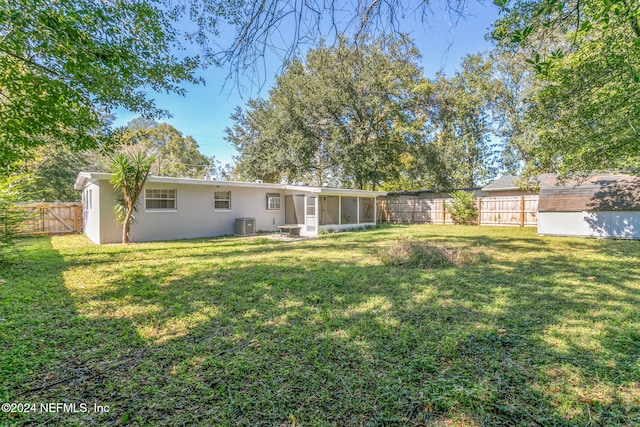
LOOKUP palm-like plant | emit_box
[109,150,155,243]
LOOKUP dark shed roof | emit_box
[538,174,640,212]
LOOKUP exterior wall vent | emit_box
[235,217,256,236]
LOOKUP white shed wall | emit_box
[82,182,101,244]
[538,211,640,239]
[99,181,121,244]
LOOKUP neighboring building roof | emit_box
[482,174,555,192]
[73,172,385,197]
[538,174,640,212]
[384,187,482,197]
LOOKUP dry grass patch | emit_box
[379,236,480,268]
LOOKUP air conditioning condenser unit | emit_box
[235,217,256,236]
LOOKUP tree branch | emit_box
[0,47,66,80]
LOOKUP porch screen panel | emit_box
[360,198,375,222]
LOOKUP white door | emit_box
[305,196,317,234]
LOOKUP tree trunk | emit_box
[122,210,133,244]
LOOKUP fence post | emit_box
[442,200,446,224]
[520,196,525,227]
[476,198,482,226]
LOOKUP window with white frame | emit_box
[266,193,281,210]
[145,189,176,210]
[214,191,231,210]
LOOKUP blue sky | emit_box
[114,1,502,166]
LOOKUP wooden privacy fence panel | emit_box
[478,196,538,226]
[16,202,83,235]
[378,195,539,227]
[377,198,455,224]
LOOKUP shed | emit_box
[538,174,640,239]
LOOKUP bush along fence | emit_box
[377,195,539,227]
[16,202,83,235]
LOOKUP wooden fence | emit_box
[377,195,539,227]
[16,202,83,235]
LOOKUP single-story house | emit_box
[538,173,640,239]
[481,174,555,197]
[74,172,385,244]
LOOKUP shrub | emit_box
[448,190,477,225]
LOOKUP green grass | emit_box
[1,225,639,426]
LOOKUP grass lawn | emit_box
[1,225,639,426]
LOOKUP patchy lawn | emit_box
[1,225,639,426]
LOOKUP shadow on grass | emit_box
[2,229,639,426]
[0,237,146,426]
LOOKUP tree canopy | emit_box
[122,118,213,179]
[0,0,212,170]
[492,0,640,176]
[428,55,501,189]
[4,0,637,190]
[227,36,429,189]
[227,39,526,190]
[0,0,462,174]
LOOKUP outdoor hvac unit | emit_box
[235,217,256,236]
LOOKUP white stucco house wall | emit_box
[74,172,384,244]
[538,174,640,239]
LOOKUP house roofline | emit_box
[73,172,386,196]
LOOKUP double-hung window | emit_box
[266,193,281,210]
[214,191,231,210]
[145,189,176,210]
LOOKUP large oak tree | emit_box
[226,36,428,190]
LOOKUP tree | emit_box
[1,0,484,172]
[427,55,500,188]
[227,36,428,189]
[486,50,538,175]
[17,145,106,202]
[122,118,213,179]
[110,150,154,244]
[492,0,640,176]
[215,1,453,87]
[0,0,219,170]
[0,175,32,254]
[8,119,216,202]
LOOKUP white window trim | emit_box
[214,191,232,212]
[266,193,281,210]
[144,189,178,212]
